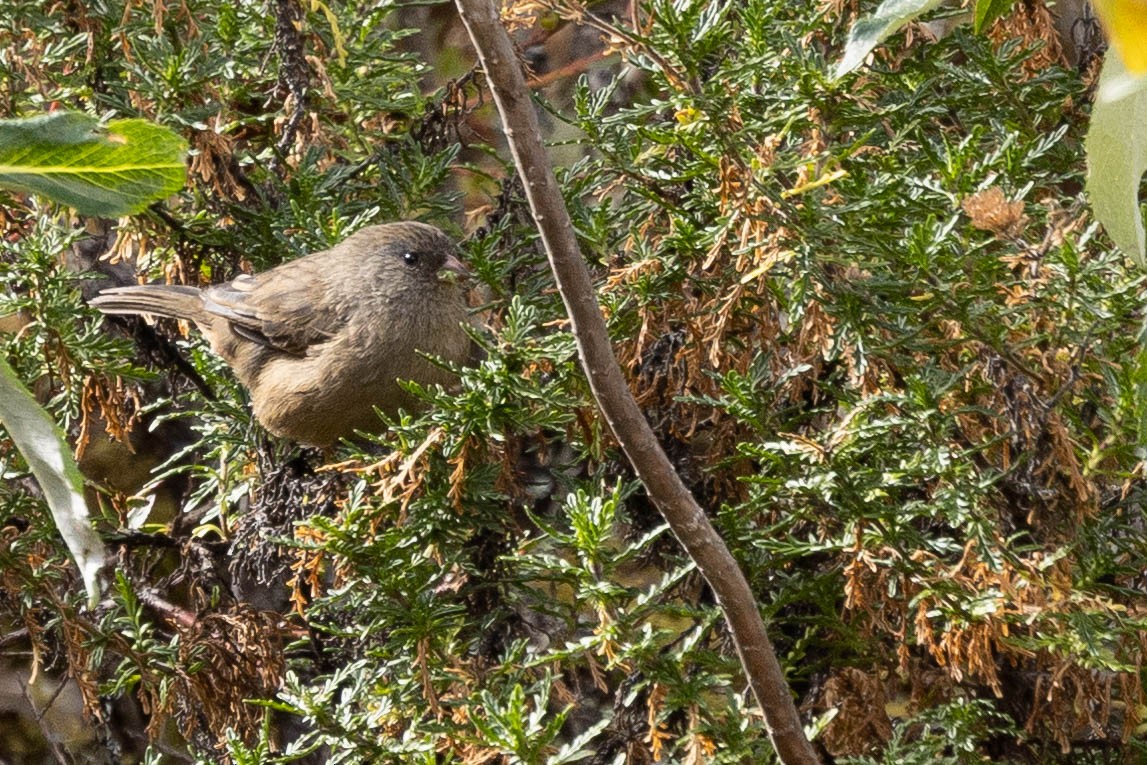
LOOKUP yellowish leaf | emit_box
[1093,0,1147,74]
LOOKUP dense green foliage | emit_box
[0,0,1143,763]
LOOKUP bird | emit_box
[90,222,473,446]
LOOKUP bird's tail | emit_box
[89,285,204,322]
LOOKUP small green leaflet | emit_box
[0,112,186,216]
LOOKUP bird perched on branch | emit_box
[91,222,472,446]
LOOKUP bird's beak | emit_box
[441,252,471,279]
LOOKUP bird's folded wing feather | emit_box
[202,260,346,357]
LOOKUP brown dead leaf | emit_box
[963,187,1028,238]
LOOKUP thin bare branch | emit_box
[451,1,822,762]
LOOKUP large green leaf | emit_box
[973,0,1017,33]
[0,357,105,606]
[834,0,945,78]
[0,112,186,217]
[1086,54,1147,264]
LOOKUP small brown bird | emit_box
[91,222,472,446]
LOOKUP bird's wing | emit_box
[201,260,346,357]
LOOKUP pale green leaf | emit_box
[1098,45,1147,104]
[1086,54,1147,264]
[834,0,945,78]
[0,357,106,606]
[0,112,187,217]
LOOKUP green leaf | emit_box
[0,112,186,217]
[834,0,946,78]
[1086,53,1147,264]
[972,0,1016,32]
[0,356,106,606]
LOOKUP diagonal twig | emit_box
[451,1,822,762]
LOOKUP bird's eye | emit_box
[402,251,420,267]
